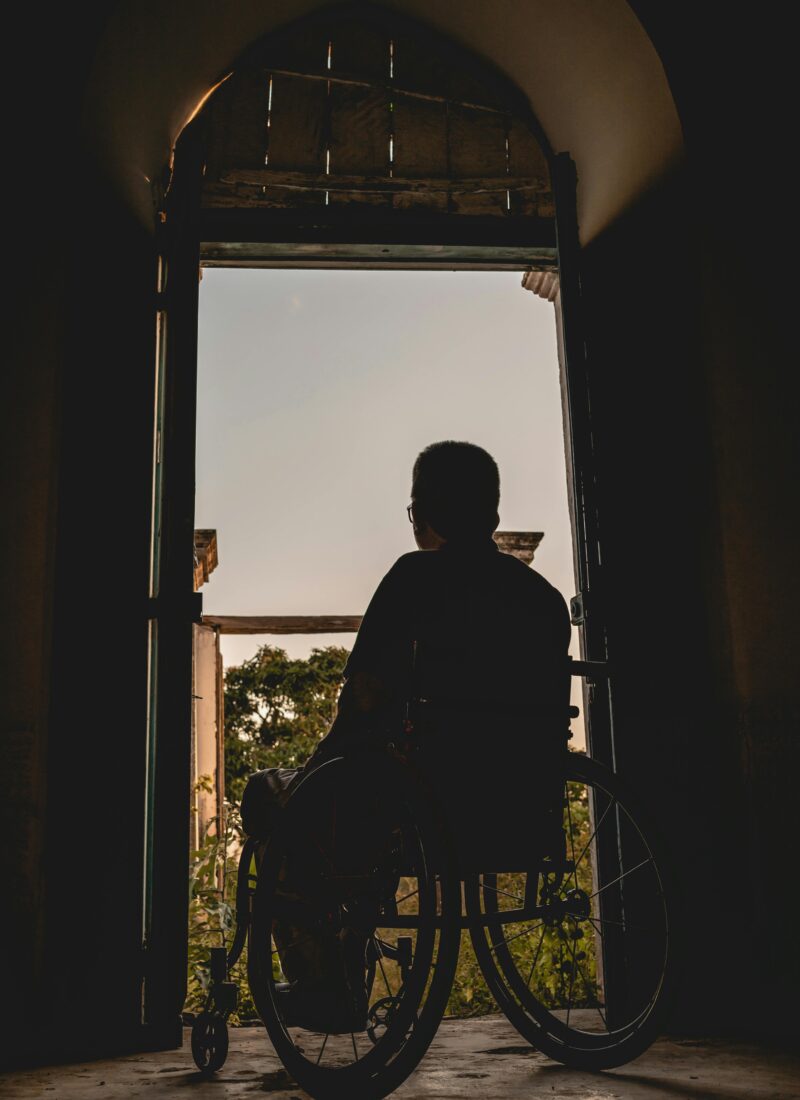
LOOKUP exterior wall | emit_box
[191,624,224,847]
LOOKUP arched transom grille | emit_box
[202,10,554,220]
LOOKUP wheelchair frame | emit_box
[190,658,675,1095]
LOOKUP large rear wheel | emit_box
[467,752,674,1070]
[248,752,460,1100]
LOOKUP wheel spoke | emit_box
[564,784,581,894]
[315,1033,329,1064]
[590,857,653,900]
[351,1032,359,1061]
[482,880,525,904]
[490,920,543,953]
[525,925,547,988]
[565,928,608,1031]
[375,939,395,998]
[565,933,578,1028]
[587,914,662,936]
[558,940,564,1003]
[572,794,616,873]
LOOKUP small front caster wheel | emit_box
[191,1011,229,1072]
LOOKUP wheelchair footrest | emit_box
[211,981,238,1016]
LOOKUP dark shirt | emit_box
[315,538,571,759]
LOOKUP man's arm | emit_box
[307,557,413,764]
[309,669,393,762]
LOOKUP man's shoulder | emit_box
[502,553,560,590]
[389,550,567,610]
[497,553,570,615]
[385,548,566,592]
[385,550,437,576]
[366,552,434,603]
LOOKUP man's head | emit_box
[410,441,500,548]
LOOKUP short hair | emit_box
[411,441,500,540]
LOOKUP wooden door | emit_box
[553,152,614,768]
[141,120,205,1041]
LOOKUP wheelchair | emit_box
[191,656,675,1098]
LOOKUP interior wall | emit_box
[43,181,157,1063]
[579,168,746,1032]
[1,174,160,1065]
[83,0,683,241]
[583,168,799,1035]
[1,253,64,1050]
[627,0,799,1029]
[0,0,162,1040]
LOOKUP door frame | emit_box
[141,121,611,1032]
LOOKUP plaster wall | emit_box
[191,624,223,846]
[83,0,683,242]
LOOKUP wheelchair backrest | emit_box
[405,638,573,727]
[404,639,572,872]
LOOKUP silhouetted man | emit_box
[242,440,571,1028]
[311,440,571,764]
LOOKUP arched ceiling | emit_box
[84,0,683,243]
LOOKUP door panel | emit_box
[553,152,614,769]
[141,121,204,1040]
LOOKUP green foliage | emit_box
[447,934,497,1016]
[224,645,349,802]
[534,779,598,1009]
[186,797,263,1023]
[187,645,349,1022]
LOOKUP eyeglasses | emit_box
[406,504,414,523]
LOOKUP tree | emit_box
[223,644,349,803]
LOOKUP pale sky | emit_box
[195,268,584,738]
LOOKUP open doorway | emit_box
[186,265,584,1019]
[196,266,580,686]
[145,2,614,1044]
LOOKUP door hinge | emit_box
[570,592,586,626]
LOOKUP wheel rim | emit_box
[248,754,459,1095]
[469,755,670,1059]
